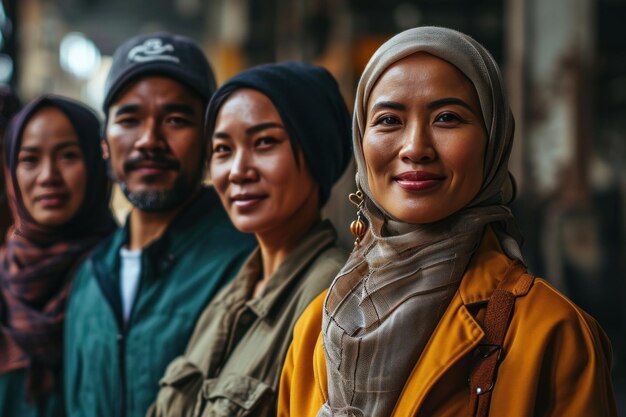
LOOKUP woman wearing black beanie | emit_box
[148,62,352,417]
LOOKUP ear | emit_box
[101,139,110,160]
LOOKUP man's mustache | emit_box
[123,154,181,173]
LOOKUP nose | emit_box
[134,119,168,152]
[398,121,436,163]
[38,157,62,186]
[228,149,257,183]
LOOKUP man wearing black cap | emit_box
[64,32,255,417]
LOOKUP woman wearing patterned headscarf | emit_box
[0,95,116,417]
[278,27,617,417]
[148,62,352,417]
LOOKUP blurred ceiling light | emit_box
[59,32,101,80]
[0,54,13,84]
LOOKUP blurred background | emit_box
[1,0,624,412]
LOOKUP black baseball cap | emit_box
[103,32,217,111]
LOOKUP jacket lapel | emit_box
[391,292,484,417]
[391,228,513,417]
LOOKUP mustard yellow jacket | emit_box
[278,230,618,417]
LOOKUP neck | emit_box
[127,189,198,250]
[253,195,321,297]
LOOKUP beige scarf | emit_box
[319,26,524,417]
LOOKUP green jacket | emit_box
[64,187,255,417]
[0,369,63,417]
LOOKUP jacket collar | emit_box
[246,220,337,319]
[85,187,226,328]
[90,187,223,278]
[391,227,516,417]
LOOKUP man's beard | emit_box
[115,152,205,213]
[120,173,197,212]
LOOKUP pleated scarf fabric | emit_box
[0,95,116,401]
[319,26,524,417]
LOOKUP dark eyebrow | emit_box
[113,104,140,117]
[427,97,475,112]
[163,103,196,116]
[371,98,477,114]
[19,141,80,153]
[246,122,284,135]
[113,103,197,118]
[213,122,285,140]
[370,101,406,113]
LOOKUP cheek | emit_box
[362,131,395,189]
[268,152,312,201]
[176,140,206,174]
[444,136,486,196]
[209,161,230,195]
[106,141,127,171]
[15,168,34,202]
[66,163,88,199]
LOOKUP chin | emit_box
[231,217,273,236]
[231,219,259,234]
[36,216,72,227]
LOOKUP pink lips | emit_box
[34,193,68,208]
[230,193,267,211]
[394,171,445,191]
[132,162,171,176]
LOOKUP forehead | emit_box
[368,52,479,109]
[216,88,282,127]
[22,106,77,141]
[109,75,202,109]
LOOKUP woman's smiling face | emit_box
[210,88,319,236]
[362,52,488,224]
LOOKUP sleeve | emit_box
[537,310,617,417]
[63,264,85,417]
[277,291,328,417]
[277,342,295,417]
[491,280,618,417]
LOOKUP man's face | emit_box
[105,76,206,212]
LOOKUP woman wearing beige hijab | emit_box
[278,26,617,417]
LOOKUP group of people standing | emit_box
[0,26,619,417]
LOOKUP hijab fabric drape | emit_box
[319,26,524,417]
[0,95,116,401]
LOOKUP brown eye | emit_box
[165,116,192,126]
[435,112,462,124]
[212,143,231,155]
[255,137,280,148]
[374,115,401,126]
[18,154,39,165]
[116,116,139,127]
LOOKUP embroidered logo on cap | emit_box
[128,38,180,63]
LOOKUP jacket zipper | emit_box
[117,321,127,417]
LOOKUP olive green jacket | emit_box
[148,220,347,417]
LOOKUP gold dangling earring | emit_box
[348,189,366,246]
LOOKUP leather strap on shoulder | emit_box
[468,261,534,417]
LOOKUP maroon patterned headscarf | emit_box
[0,95,116,401]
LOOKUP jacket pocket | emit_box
[195,373,273,417]
[151,357,205,417]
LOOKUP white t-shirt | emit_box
[119,247,142,323]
